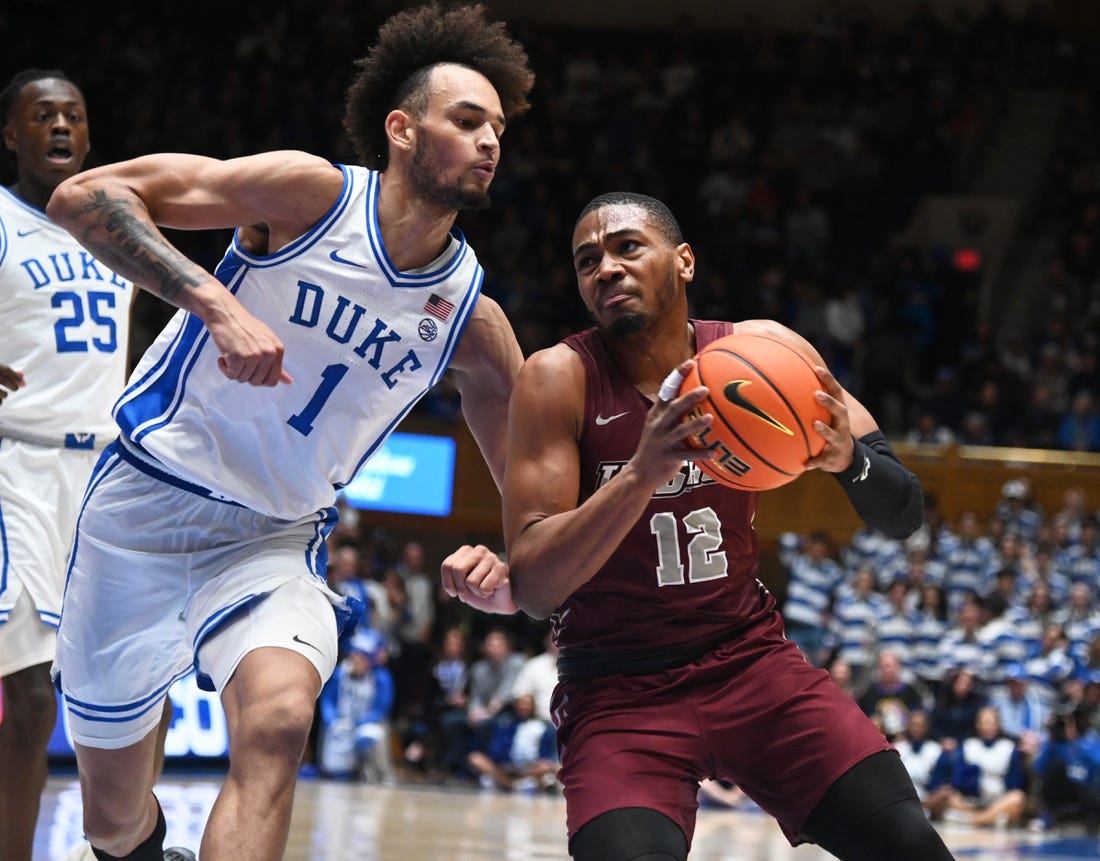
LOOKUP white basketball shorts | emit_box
[53,445,362,749]
[0,437,99,675]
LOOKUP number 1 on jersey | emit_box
[288,362,348,436]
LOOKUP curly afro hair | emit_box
[344,3,534,169]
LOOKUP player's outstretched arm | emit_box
[503,351,712,619]
[46,151,337,386]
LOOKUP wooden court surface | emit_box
[34,771,1100,860]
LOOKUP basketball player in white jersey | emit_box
[45,5,532,861]
[0,68,139,861]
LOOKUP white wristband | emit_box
[658,366,687,402]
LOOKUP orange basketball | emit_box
[679,332,830,491]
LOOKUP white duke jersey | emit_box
[115,165,483,520]
[0,186,133,447]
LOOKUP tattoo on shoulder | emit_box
[81,190,202,302]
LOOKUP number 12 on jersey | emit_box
[650,507,729,586]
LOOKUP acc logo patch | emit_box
[418,318,438,342]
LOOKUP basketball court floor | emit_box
[33,770,1100,860]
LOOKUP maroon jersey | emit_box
[554,320,775,653]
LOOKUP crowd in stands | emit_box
[780,478,1100,831]
[5,2,1096,447]
[311,515,559,791]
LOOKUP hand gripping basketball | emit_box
[679,333,830,491]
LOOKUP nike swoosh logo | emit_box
[17,228,42,237]
[329,249,369,268]
[595,411,629,426]
[723,380,793,435]
[292,633,324,655]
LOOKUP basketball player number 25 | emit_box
[53,291,118,352]
[650,507,729,586]
[288,363,348,436]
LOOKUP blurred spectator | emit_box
[937,597,992,681]
[1052,487,1092,545]
[439,627,525,780]
[828,566,887,688]
[905,408,957,446]
[1032,703,1100,834]
[941,510,999,617]
[983,588,1031,687]
[931,666,988,749]
[827,656,862,700]
[989,664,1048,756]
[390,541,438,729]
[778,531,844,667]
[919,492,954,561]
[317,629,395,783]
[1021,380,1063,450]
[1056,582,1100,654]
[466,693,558,793]
[511,628,559,724]
[1012,580,1062,657]
[326,543,376,636]
[958,410,995,446]
[993,479,1044,545]
[896,709,943,803]
[1021,547,1072,607]
[857,650,929,739]
[1074,631,1100,684]
[822,283,865,378]
[1067,349,1099,402]
[926,706,1029,828]
[842,521,904,577]
[875,576,920,666]
[889,535,947,599]
[912,584,950,695]
[1031,342,1072,417]
[1023,622,1077,708]
[1057,390,1100,452]
[1057,517,1100,595]
[409,626,470,776]
[984,567,1023,621]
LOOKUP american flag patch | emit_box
[424,293,455,322]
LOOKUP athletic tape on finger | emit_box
[658,367,686,402]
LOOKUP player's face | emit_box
[3,78,90,191]
[572,204,691,339]
[408,64,505,212]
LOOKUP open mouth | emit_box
[46,144,73,164]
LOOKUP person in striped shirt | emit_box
[779,530,845,668]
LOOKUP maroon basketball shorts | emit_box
[552,612,893,847]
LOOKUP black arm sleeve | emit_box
[832,430,924,540]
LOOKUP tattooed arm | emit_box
[46,151,344,386]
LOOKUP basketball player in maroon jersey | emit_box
[494,192,952,860]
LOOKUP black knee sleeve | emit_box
[802,752,955,861]
[90,795,166,861]
[571,807,688,861]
